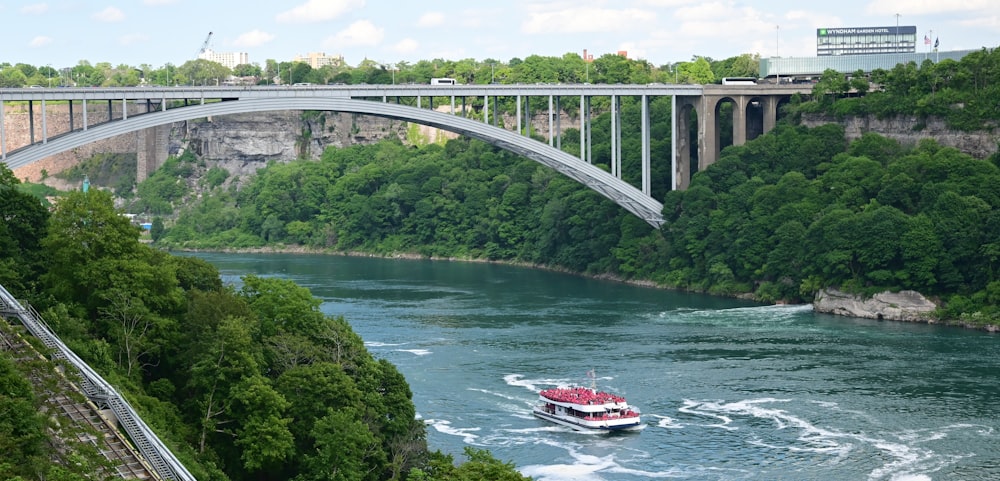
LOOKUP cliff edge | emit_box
[813,288,938,323]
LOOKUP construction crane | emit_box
[197,31,213,57]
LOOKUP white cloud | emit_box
[92,6,125,22]
[29,36,53,47]
[276,0,365,23]
[234,29,276,47]
[864,0,998,16]
[635,0,696,6]
[417,12,445,28]
[20,3,48,14]
[119,33,149,46]
[391,38,419,54]
[521,7,655,34]
[324,20,384,47]
[955,15,1000,31]
[672,2,773,39]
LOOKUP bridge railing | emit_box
[0,282,196,481]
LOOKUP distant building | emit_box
[198,49,250,69]
[293,52,345,69]
[761,48,978,81]
[817,26,917,56]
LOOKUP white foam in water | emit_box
[468,387,528,404]
[395,348,431,356]
[425,419,480,444]
[505,373,582,393]
[364,341,405,347]
[646,413,683,429]
[678,399,737,430]
[687,397,968,480]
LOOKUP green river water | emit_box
[195,252,999,481]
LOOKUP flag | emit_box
[934,38,939,48]
[924,35,931,45]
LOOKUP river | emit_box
[193,252,1000,481]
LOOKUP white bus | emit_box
[721,77,757,86]
[430,78,457,85]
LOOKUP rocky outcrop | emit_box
[800,114,999,160]
[813,288,938,322]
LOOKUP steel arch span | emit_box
[3,97,665,227]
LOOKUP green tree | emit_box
[681,57,715,84]
[0,165,49,293]
[150,217,165,242]
[229,375,295,473]
[298,408,386,481]
[177,58,231,86]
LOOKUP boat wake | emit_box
[678,397,984,480]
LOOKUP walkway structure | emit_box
[1,84,810,227]
[0,282,196,481]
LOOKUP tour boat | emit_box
[532,376,643,432]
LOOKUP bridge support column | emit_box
[136,125,169,183]
[579,95,586,162]
[732,96,747,147]
[28,102,35,144]
[555,96,561,150]
[1,101,5,160]
[516,95,521,134]
[548,95,554,146]
[699,95,719,172]
[762,95,778,134]
[674,96,699,191]
[641,94,650,196]
[611,95,620,178]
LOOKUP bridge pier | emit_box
[136,125,169,183]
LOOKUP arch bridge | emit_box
[1,84,810,227]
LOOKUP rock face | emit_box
[800,114,999,160]
[813,288,938,322]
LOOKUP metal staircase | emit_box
[0,283,196,481]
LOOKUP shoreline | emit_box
[170,244,999,334]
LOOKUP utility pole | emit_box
[775,25,780,84]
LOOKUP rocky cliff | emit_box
[800,114,1000,160]
[813,288,938,322]
[178,110,418,186]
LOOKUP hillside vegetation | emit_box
[1,166,530,480]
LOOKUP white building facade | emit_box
[198,49,250,69]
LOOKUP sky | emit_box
[2,0,999,70]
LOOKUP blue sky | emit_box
[3,0,999,70]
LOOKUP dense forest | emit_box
[1,168,530,479]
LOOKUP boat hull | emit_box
[532,407,644,432]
